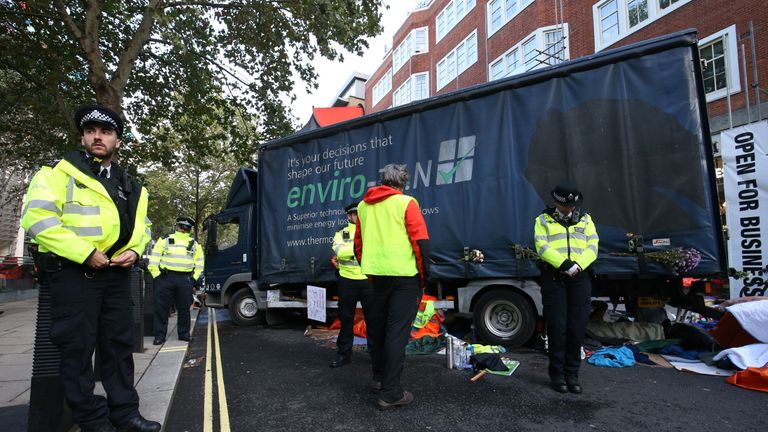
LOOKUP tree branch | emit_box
[147,38,251,86]
[53,0,83,40]
[163,1,248,9]
[112,0,164,91]
[0,11,62,20]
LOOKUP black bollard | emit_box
[27,281,73,432]
[131,267,144,353]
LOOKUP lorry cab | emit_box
[203,168,265,325]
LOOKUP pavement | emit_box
[0,295,197,432]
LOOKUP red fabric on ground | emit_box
[726,367,768,393]
[709,312,760,348]
[329,309,367,338]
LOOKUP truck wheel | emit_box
[228,288,263,326]
[473,289,535,348]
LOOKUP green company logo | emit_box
[437,136,475,185]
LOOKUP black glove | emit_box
[558,259,576,273]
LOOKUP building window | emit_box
[372,68,392,106]
[437,30,478,91]
[698,25,741,102]
[627,0,649,28]
[487,0,536,37]
[436,0,476,42]
[544,30,565,65]
[593,0,692,52]
[393,72,430,107]
[659,0,681,9]
[490,60,505,80]
[414,73,428,100]
[522,37,537,70]
[599,1,620,43]
[489,24,570,80]
[505,49,519,72]
[393,27,429,73]
[414,28,427,53]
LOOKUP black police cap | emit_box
[176,217,196,228]
[551,183,583,205]
[74,105,124,137]
[344,201,360,214]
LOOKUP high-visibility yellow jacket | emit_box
[20,152,150,265]
[332,224,366,280]
[147,231,204,280]
[534,209,599,271]
[357,193,419,276]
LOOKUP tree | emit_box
[0,0,384,167]
[142,154,239,242]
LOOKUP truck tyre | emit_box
[228,288,264,326]
[473,289,535,348]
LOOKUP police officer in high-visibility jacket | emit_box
[354,164,430,410]
[148,217,204,345]
[329,202,375,368]
[20,105,160,432]
[534,183,599,395]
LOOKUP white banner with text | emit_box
[721,121,768,298]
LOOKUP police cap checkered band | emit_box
[74,105,124,137]
[344,201,359,214]
[176,217,196,227]
[551,183,582,205]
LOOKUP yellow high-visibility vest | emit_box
[534,211,599,270]
[332,224,366,280]
[21,157,150,264]
[147,231,204,280]
[357,194,418,276]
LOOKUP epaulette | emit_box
[44,159,61,168]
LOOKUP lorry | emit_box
[201,30,726,347]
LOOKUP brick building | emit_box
[365,0,767,141]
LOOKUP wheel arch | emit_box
[463,279,543,318]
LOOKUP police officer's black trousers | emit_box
[153,272,193,341]
[336,276,375,358]
[47,265,139,427]
[540,269,592,382]
[367,275,421,403]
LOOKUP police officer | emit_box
[148,217,204,345]
[329,202,375,368]
[20,105,159,432]
[354,164,430,410]
[534,183,599,394]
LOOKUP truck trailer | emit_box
[202,30,726,347]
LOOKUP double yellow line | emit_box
[204,308,231,432]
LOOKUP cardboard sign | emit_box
[307,285,327,322]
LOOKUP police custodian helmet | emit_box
[551,183,583,205]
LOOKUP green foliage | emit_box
[142,154,240,241]
[0,0,385,168]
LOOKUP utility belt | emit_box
[160,268,193,276]
[33,250,79,273]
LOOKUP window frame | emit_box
[437,29,479,91]
[487,0,537,38]
[392,72,430,107]
[393,26,430,73]
[371,68,393,107]
[488,24,570,80]
[592,0,693,52]
[436,0,477,43]
[699,25,741,103]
